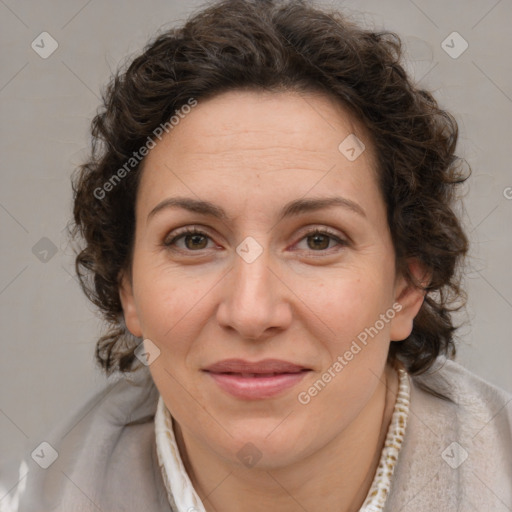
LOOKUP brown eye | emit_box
[164,229,214,251]
[183,233,208,250]
[294,229,348,254]
[307,233,331,250]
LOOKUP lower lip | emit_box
[205,371,310,400]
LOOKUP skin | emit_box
[119,90,426,512]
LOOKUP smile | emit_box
[203,359,312,400]
[205,371,310,399]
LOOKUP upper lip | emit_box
[203,358,310,374]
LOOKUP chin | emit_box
[209,419,316,469]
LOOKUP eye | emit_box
[294,229,348,253]
[163,228,215,251]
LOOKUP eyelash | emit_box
[163,226,348,255]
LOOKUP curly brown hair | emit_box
[71,0,469,384]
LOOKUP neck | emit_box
[175,363,399,512]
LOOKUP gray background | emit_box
[1,0,511,508]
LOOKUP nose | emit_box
[215,247,292,341]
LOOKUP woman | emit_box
[17,0,512,510]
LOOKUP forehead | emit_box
[137,89,380,216]
[150,90,373,161]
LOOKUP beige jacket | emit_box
[16,358,512,511]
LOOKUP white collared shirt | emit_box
[155,367,410,512]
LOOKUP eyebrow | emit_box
[147,195,366,224]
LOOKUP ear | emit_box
[389,259,430,341]
[118,270,143,338]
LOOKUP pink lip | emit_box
[203,358,311,400]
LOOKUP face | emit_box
[120,90,424,469]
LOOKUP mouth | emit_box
[203,359,312,400]
[216,372,307,378]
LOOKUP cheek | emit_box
[133,262,210,344]
[131,259,238,377]
[293,269,394,344]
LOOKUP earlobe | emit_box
[389,259,430,341]
[118,270,143,338]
